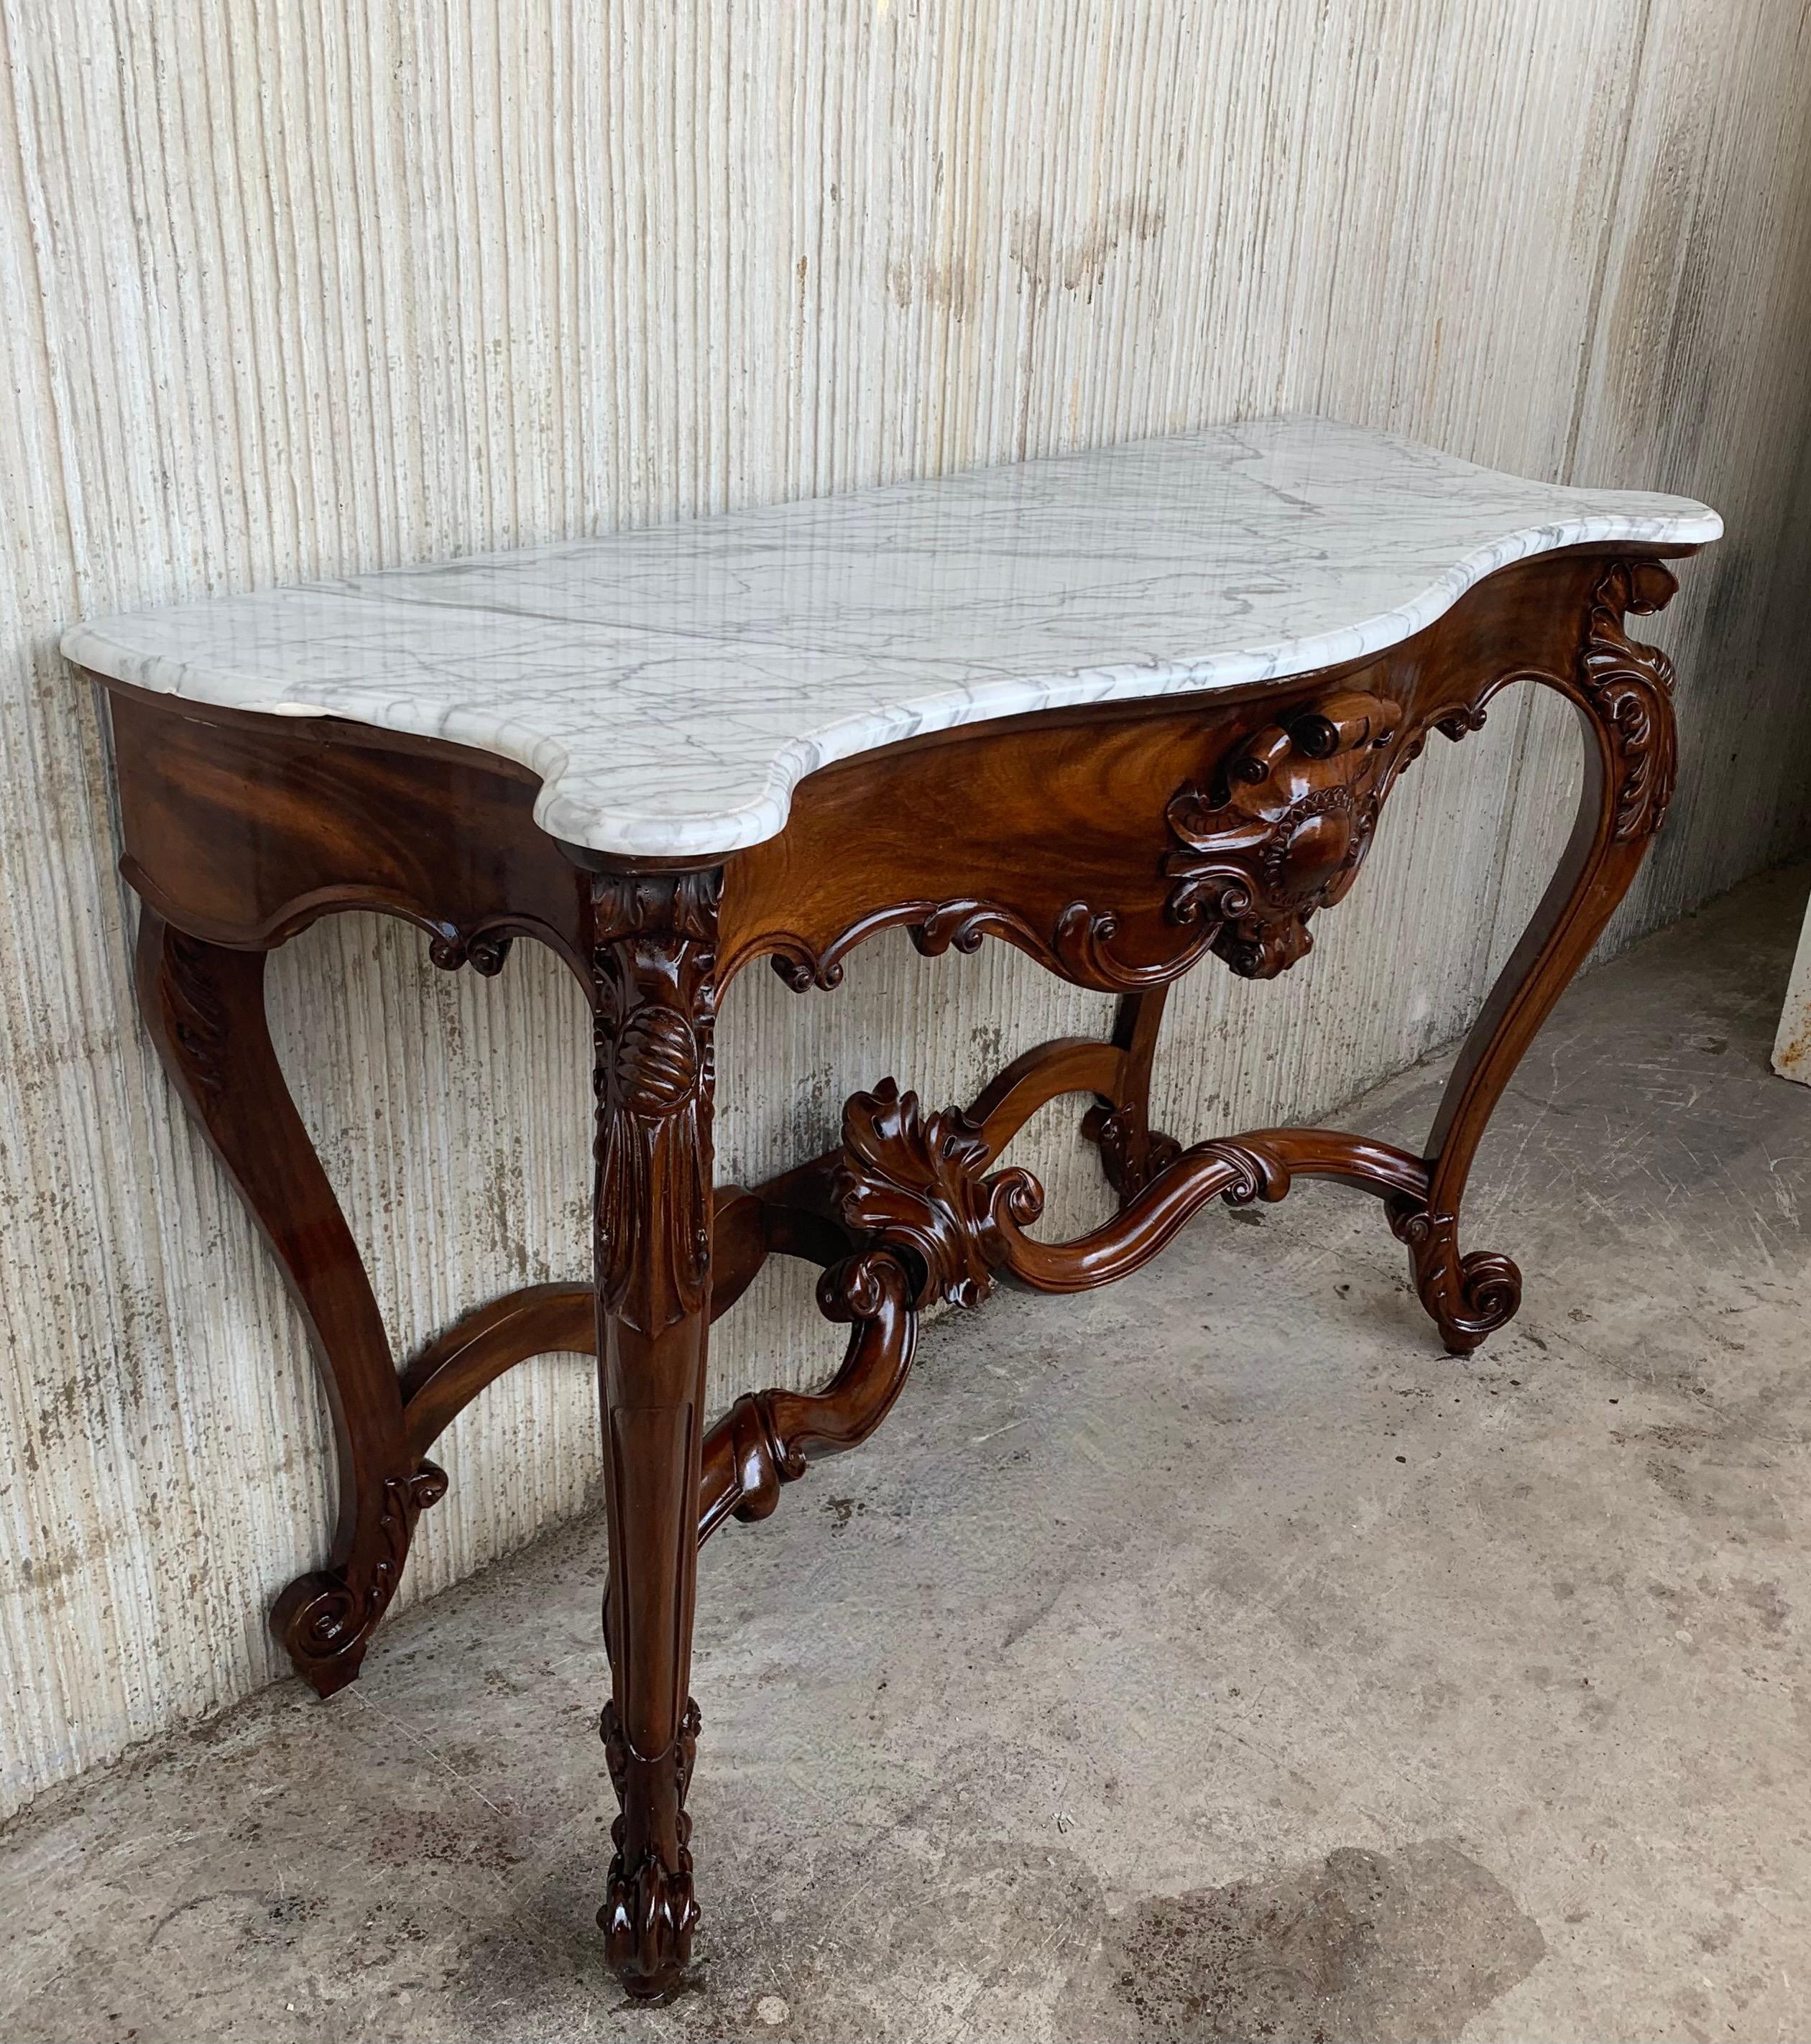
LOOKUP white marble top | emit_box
[66,417,1718,859]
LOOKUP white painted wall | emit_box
[3,0,1809,1819]
[1773,907,1811,1083]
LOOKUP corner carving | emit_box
[1580,560,1679,841]
[1163,688,1401,979]
[591,871,722,1337]
[832,1080,1042,1308]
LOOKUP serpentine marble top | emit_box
[67,416,1719,859]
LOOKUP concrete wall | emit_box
[3,0,1809,1819]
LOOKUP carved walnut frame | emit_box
[92,543,1689,1996]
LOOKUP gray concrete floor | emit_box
[5,864,1811,2044]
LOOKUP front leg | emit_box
[1397,559,1682,1351]
[588,867,721,1997]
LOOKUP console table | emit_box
[66,417,1718,1997]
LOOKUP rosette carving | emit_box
[1163,688,1402,979]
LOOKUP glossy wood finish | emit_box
[134,909,448,1696]
[93,542,1691,1996]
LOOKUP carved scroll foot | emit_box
[271,1461,449,1696]
[1386,1202,1522,1356]
[600,1698,701,1997]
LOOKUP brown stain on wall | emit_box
[1010,197,1167,300]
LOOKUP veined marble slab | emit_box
[65,416,1720,859]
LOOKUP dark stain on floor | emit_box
[1064,1840,1545,2043]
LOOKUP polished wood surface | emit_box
[90,540,1692,1997]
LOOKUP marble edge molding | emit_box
[63,493,1721,864]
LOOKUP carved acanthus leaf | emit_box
[591,870,722,1336]
[1579,560,1679,841]
[1083,1099,1184,1201]
[833,1079,1042,1308]
[599,1696,701,1987]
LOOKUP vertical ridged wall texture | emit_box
[2,0,1809,1817]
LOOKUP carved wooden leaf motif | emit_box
[1163,687,1402,978]
[833,1079,1042,1308]
[591,870,721,1336]
[1580,560,1679,841]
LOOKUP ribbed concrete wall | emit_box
[2,0,1808,1818]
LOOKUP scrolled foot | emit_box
[1388,1201,1522,1354]
[270,1461,448,1697]
[599,1698,701,1997]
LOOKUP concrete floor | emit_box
[4,864,1811,2044]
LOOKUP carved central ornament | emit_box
[612,1007,701,1116]
[1163,686,1402,978]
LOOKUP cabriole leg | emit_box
[1394,560,1681,1352]
[588,870,720,1997]
[134,908,443,1695]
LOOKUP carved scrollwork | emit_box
[1386,1199,1522,1354]
[427,922,516,976]
[591,871,722,1336]
[1579,560,1679,841]
[768,893,1218,997]
[1163,688,1402,979]
[277,1461,449,1675]
[714,1387,808,1530]
[698,1249,918,1542]
[599,1696,702,1989]
[833,1080,1042,1308]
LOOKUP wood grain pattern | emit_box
[3,0,1807,1822]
